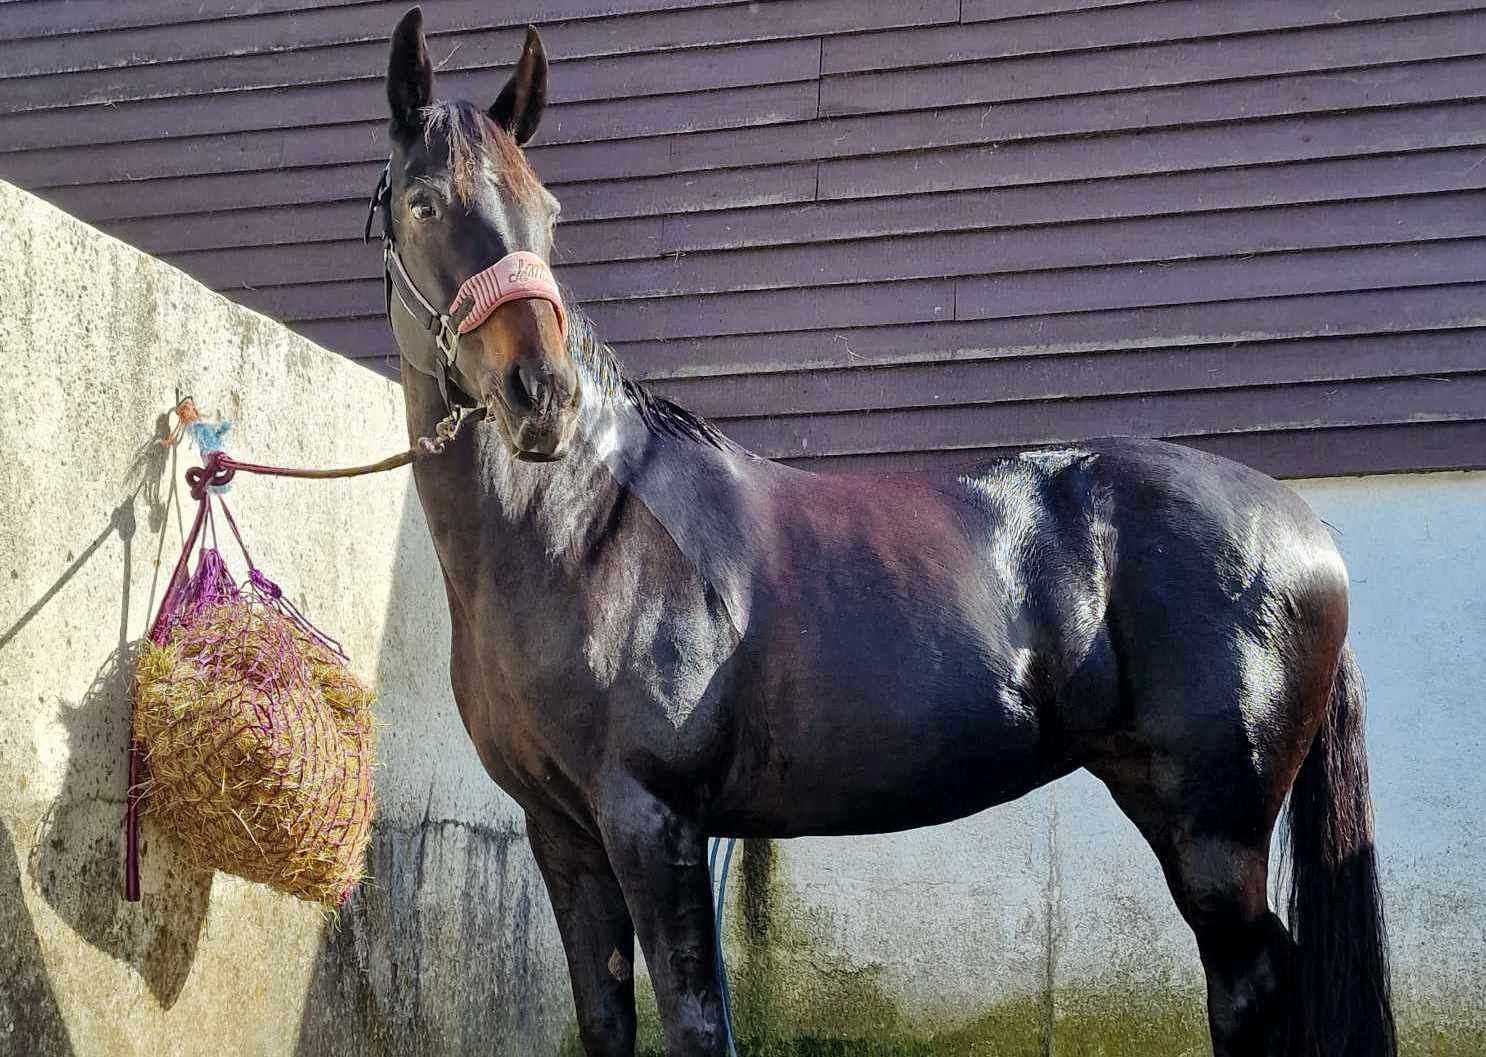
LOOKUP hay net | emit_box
[131,477,376,907]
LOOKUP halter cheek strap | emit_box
[383,240,460,362]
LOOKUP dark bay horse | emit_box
[372,10,1394,1056]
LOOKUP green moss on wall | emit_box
[714,838,1211,1056]
[559,838,1482,1056]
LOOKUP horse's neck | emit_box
[400,355,764,638]
[399,357,638,603]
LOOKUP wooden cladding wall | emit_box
[3,0,1484,477]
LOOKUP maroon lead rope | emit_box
[125,493,210,901]
[124,407,479,901]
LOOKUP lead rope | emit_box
[709,836,741,1057]
[193,400,482,487]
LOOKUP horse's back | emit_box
[953,436,1347,621]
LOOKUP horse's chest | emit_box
[450,580,738,798]
[447,639,591,814]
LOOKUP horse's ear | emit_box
[387,6,434,142]
[490,26,548,145]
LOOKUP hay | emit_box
[134,596,376,906]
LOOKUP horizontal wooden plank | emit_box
[0,0,364,40]
[12,54,1482,199]
[559,161,822,221]
[0,0,720,45]
[256,236,1486,356]
[290,318,400,363]
[818,99,1486,200]
[961,0,1158,19]
[582,56,1486,180]
[825,0,1482,75]
[34,155,822,230]
[0,65,821,154]
[316,281,1486,374]
[610,283,1486,378]
[110,201,391,256]
[217,208,1486,326]
[0,2,951,104]
[331,368,1486,480]
[1180,421,1486,477]
[820,10,1486,117]
[552,191,1486,303]
[649,330,1486,418]
[955,238,1486,321]
[120,146,1486,259]
[0,84,823,193]
[649,147,1486,256]
[779,422,1486,479]
[31,161,388,225]
[713,373,1486,459]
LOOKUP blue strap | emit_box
[708,836,741,1057]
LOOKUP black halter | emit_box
[365,159,472,410]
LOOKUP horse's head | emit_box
[382,7,578,461]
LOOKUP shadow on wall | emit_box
[0,821,74,1057]
[292,478,569,1057]
[8,414,211,1010]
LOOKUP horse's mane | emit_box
[561,298,728,450]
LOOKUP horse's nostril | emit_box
[512,364,553,415]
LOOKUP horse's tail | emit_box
[1284,643,1397,1057]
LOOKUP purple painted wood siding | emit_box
[2,0,1484,477]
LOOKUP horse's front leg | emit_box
[598,783,727,1057]
[529,815,638,1057]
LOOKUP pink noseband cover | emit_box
[451,250,567,338]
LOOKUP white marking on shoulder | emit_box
[1018,447,1093,474]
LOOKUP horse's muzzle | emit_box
[487,368,581,463]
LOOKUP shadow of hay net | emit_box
[16,418,212,1009]
[27,642,213,1010]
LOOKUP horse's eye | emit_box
[410,200,438,221]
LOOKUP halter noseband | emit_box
[365,160,567,410]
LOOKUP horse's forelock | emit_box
[419,99,542,205]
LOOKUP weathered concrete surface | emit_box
[0,181,569,1056]
[718,471,1486,1055]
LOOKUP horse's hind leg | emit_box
[1094,768,1295,1056]
[529,816,638,1057]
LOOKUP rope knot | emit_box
[186,451,237,501]
[248,569,282,600]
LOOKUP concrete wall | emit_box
[717,470,1486,1056]
[0,182,570,1057]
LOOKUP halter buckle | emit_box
[434,317,459,365]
